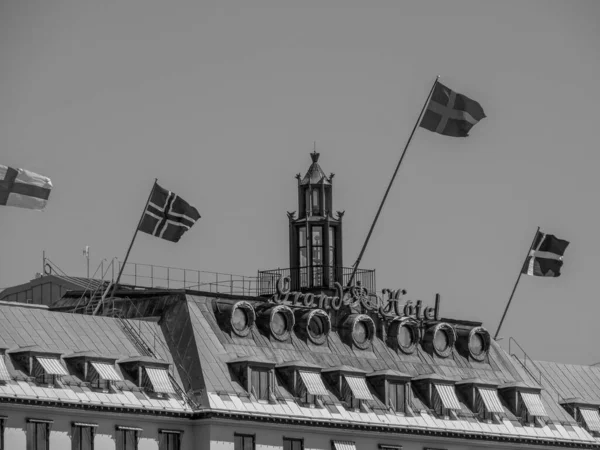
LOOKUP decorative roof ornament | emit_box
[300,147,333,186]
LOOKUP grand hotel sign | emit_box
[270,276,440,320]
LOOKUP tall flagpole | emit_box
[494,226,540,340]
[348,76,440,286]
[110,178,158,297]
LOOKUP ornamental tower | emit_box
[287,151,344,291]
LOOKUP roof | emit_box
[534,360,600,405]
[0,301,189,414]
[300,152,332,185]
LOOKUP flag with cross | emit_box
[419,82,486,137]
[138,182,200,242]
[0,165,52,210]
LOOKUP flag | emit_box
[522,231,569,277]
[138,183,200,242]
[0,165,52,210]
[420,82,486,137]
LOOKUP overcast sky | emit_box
[1,0,599,365]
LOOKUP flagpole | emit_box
[493,226,540,340]
[348,76,440,287]
[110,178,158,297]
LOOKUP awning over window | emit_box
[91,362,121,381]
[36,357,68,376]
[345,375,373,401]
[520,392,547,417]
[479,387,505,413]
[299,371,329,396]
[332,441,356,450]
[0,356,11,381]
[434,384,461,410]
[580,408,600,432]
[145,367,176,394]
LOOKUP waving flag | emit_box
[138,182,200,242]
[420,82,486,137]
[522,231,569,277]
[0,165,52,210]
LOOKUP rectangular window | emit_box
[389,382,405,413]
[72,423,96,450]
[27,419,52,450]
[234,434,255,450]
[116,426,141,450]
[159,430,182,450]
[0,416,5,450]
[283,437,303,450]
[251,368,270,400]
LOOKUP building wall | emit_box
[1,404,193,449]
[206,420,563,450]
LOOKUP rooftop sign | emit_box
[270,276,439,320]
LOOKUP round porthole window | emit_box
[467,327,490,361]
[272,311,288,336]
[425,323,456,358]
[256,305,295,341]
[296,309,331,345]
[226,301,256,337]
[387,318,419,354]
[342,314,375,350]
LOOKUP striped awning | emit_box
[479,387,505,413]
[36,357,68,376]
[434,384,461,410]
[580,408,600,432]
[91,362,122,381]
[332,441,356,450]
[345,376,373,401]
[299,371,329,396]
[0,357,11,381]
[145,368,176,394]
[520,392,547,417]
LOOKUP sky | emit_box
[1,0,599,365]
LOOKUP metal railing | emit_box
[117,261,258,296]
[509,337,564,403]
[258,265,376,296]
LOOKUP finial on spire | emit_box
[311,142,320,163]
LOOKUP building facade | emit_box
[1,153,600,450]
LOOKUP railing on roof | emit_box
[258,265,376,296]
[509,337,565,404]
[117,261,259,296]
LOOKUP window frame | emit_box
[0,416,5,450]
[158,429,183,450]
[388,381,406,413]
[283,437,304,450]
[116,426,142,450]
[251,367,271,401]
[26,418,53,450]
[72,422,97,450]
[234,433,255,450]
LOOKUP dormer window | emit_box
[560,398,600,435]
[228,356,276,402]
[0,351,11,382]
[323,366,373,410]
[413,374,461,418]
[456,379,504,421]
[367,369,412,414]
[64,352,122,391]
[119,356,176,396]
[499,382,547,426]
[9,347,67,386]
[277,361,329,407]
